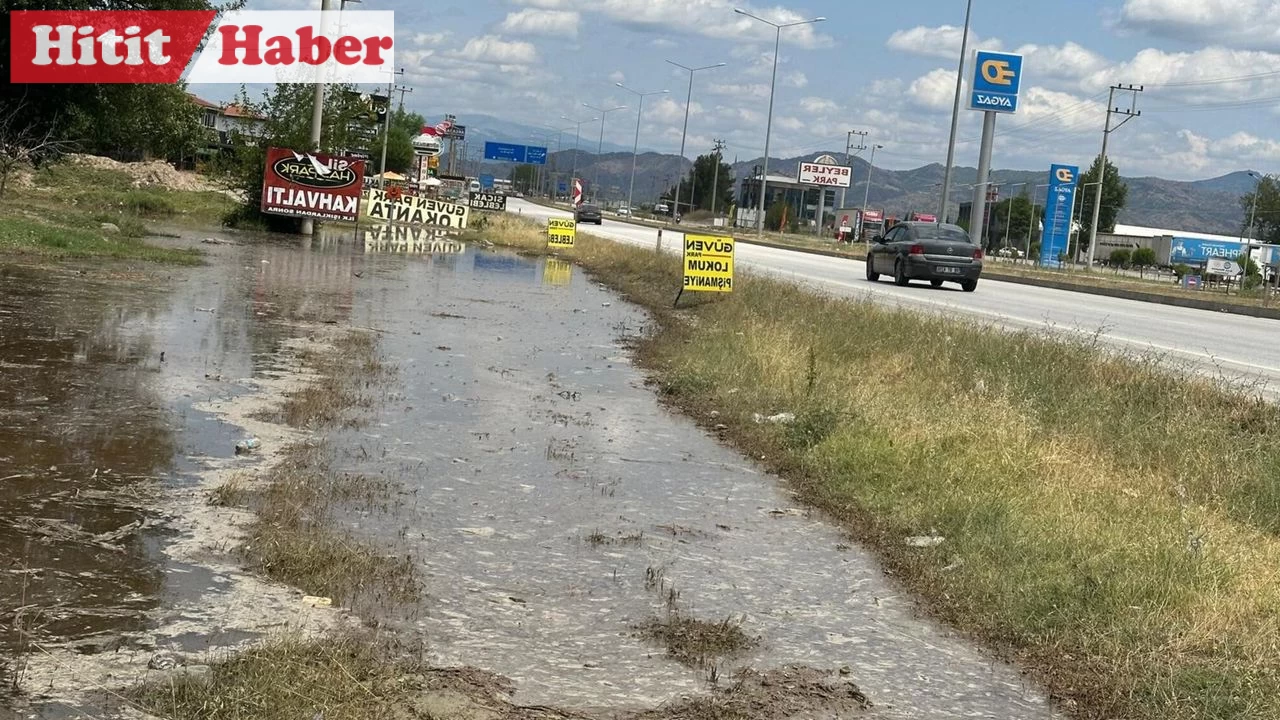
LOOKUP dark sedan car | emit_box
[575,204,603,224]
[865,221,983,292]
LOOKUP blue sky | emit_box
[192,0,1280,180]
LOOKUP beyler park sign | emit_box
[798,161,851,188]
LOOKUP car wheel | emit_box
[865,255,879,282]
[894,259,909,286]
[961,279,978,292]
[930,279,943,288]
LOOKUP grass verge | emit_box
[214,330,417,611]
[475,212,1280,720]
[0,160,235,264]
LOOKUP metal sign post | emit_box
[968,50,1023,246]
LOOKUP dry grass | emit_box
[478,212,1280,720]
[130,632,437,720]
[638,613,757,669]
[274,332,393,430]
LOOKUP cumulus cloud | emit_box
[907,68,956,111]
[450,35,539,65]
[1121,0,1280,50]
[514,0,833,49]
[799,97,840,114]
[498,8,580,37]
[887,25,998,59]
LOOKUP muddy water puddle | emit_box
[327,242,1060,719]
[0,232,359,690]
[3,226,1058,719]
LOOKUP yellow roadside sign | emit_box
[548,217,576,248]
[543,258,572,286]
[682,234,734,292]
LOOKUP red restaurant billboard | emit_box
[261,147,365,222]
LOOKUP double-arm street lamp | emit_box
[733,8,825,236]
[666,59,725,221]
[583,102,627,203]
[616,82,669,214]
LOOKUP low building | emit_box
[188,94,267,160]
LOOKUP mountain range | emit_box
[461,114,1254,235]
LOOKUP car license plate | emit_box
[937,266,961,275]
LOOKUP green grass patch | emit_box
[0,214,200,264]
[478,213,1280,720]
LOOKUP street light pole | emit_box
[667,60,726,221]
[860,144,883,235]
[583,102,627,203]
[939,0,974,224]
[733,8,826,237]
[616,83,669,215]
[561,114,597,204]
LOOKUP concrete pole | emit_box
[300,0,335,236]
[757,25,781,236]
[939,0,974,223]
[970,111,997,248]
[1086,86,1117,270]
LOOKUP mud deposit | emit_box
[3,227,1058,719]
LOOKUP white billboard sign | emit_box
[798,162,851,188]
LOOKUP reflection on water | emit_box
[542,259,573,287]
[360,225,465,255]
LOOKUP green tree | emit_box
[0,0,236,161]
[664,152,734,212]
[1076,154,1128,251]
[987,195,1042,252]
[1108,248,1131,269]
[1239,174,1280,245]
[372,108,426,175]
[510,165,538,193]
[1131,247,1157,277]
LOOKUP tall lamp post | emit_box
[667,59,725,221]
[939,0,974,224]
[733,7,826,237]
[860,144,884,236]
[562,113,597,203]
[582,102,627,203]
[616,82,669,215]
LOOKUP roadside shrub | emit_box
[1109,248,1131,268]
[1172,263,1192,279]
[122,189,177,216]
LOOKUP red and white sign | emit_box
[261,147,366,222]
[572,178,583,206]
[862,209,884,222]
[9,10,394,84]
[914,213,938,223]
[798,162,852,188]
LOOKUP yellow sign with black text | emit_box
[548,217,576,248]
[542,258,572,286]
[682,234,734,292]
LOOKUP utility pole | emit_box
[842,130,868,211]
[1085,84,1142,270]
[300,0,336,237]
[377,68,404,190]
[395,85,413,112]
[710,138,726,218]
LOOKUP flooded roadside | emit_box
[3,224,1059,719]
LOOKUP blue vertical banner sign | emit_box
[1040,164,1079,268]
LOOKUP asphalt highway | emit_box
[508,198,1280,393]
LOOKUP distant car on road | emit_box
[865,221,983,292]
[616,207,631,216]
[655,202,669,214]
[575,204,603,225]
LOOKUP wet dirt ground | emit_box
[3,225,1060,719]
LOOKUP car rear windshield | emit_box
[580,205,599,212]
[914,225,972,242]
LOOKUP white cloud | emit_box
[450,35,539,65]
[609,70,626,83]
[1084,46,1280,102]
[516,0,833,49]
[412,32,450,46]
[1012,42,1110,81]
[784,71,808,88]
[703,82,771,100]
[498,9,580,37]
[907,68,956,111]
[799,97,839,114]
[887,25,998,60]
[1121,0,1280,50]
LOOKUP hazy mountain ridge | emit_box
[462,114,1252,234]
